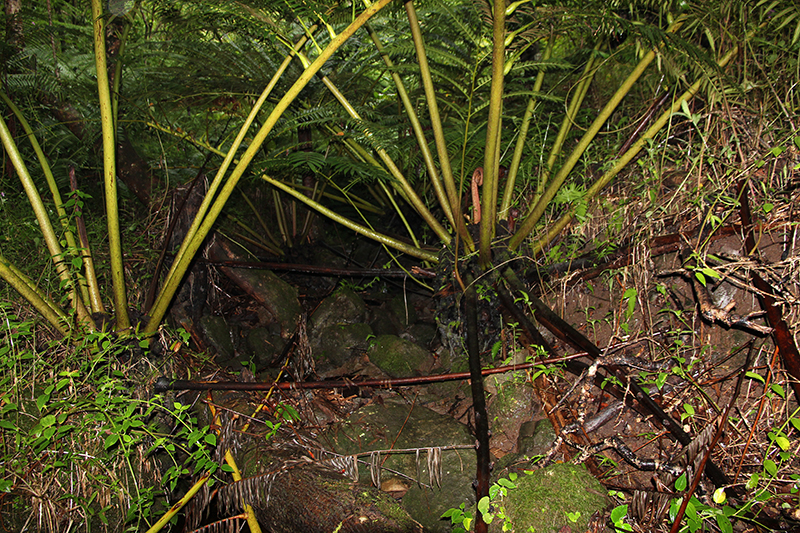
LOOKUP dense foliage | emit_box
[1,0,799,531]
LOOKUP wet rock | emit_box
[246,325,285,369]
[369,305,403,337]
[485,375,534,456]
[312,287,368,329]
[311,322,374,368]
[488,463,609,533]
[388,295,417,327]
[207,235,302,336]
[368,335,434,378]
[322,398,476,532]
[199,315,236,364]
[404,323,436,347]
[517,419,557,458]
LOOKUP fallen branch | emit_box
[153,352,589,393]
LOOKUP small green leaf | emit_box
[746,472,759,489]
[715,513,733,533]
[610,504,628,523]
[675,473,688,491]
[701,267,721,280]
[497,478,516,489]
[764,459,777,477]
[769,384,785,399]
[40,414,57,427]
[104,433,119,449]
[745,371,765,384]
[204,433,217,445]
[36,393,50,411]
[695,271,707,286]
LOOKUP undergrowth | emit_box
[0,302,219,531]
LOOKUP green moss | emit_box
[367,334,432,378]
[491,463,609,533]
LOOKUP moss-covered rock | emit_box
[310,287,368,331]
[489,463,609,533]
[367,334,434,378]
[311,322,373,368]
[323,398,476,532]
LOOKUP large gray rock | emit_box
[323,398,476,532]
[367,335,434,378]
[310,287,368,331]
[207,235,303,337]
[311,322,373,368]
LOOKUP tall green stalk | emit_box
[529,43,739,255]
[479,0,507,267]
[262,175,438,262]
[509,17,686,251]
[0,111,91,329]
[0,90,102,314]
[0,254,68,336]
[310,64,451,245]
[533,42,600,207]
[92,0,130,331]
[405,1,464,233]
[364,22,457,229]
[144,0,394,336]
[147,27,318,333]
[500,35,554,219]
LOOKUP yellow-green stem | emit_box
[528,42,737,255]
[509,17,686,251]
[364,22,456,229]
[144,472,211,533]
[262,175,438,262]
[405,1,460,219]
[145,0,393,336]
[92,0,130,331]
[534,43,600,207]
[0,256,69,337]
[500,35,553,219]
[479,0,506,267]
[0,109,90,327]
[0,90,101,312]
[313,70,451,245]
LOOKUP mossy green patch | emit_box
[490,463,609,533]
[367,334,433,378]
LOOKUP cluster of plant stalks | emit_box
[2,0,800,531]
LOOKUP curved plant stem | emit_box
[144,472,211,533]
[405,1,463,227]
[365,22,457,229]
[262,175,438,262]
[526,42,738,256]
[224,450,263,533]
[145,22,321,335]
[534,42,600,207]
[0,256,68,337]
[92,0,130,332]
[500,35,553,219]
[509,17,686,251]
[311,65,451,245]
[0,90,102,313]
[0,109,90,328]
[147,3,393,336]
[479,0,507,268]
